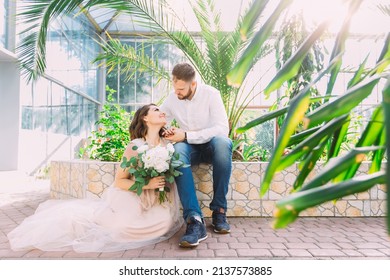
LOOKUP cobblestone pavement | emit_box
[1,172,390,260]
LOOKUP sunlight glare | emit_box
[288,0,348,33]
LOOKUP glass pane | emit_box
[239,109,275,155]
[43,12,100,100]
[0,0,5,48]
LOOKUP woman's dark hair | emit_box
[129,104,164,140]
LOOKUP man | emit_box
[161,62,232,248]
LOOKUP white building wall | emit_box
[0,48,20,170]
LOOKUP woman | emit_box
[7,104,183,252]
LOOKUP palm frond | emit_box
[94,37,170,82]
[17,0,86,81]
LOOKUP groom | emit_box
[161,62,232,248]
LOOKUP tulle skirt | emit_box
[7,185,183,252]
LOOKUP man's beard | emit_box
[178,87,193,100]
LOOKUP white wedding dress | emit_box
[7,139,183,253]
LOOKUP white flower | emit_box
[137,144,149,154]
[166,143,175,154]
[154,160,169,173]
[141,146,172,173]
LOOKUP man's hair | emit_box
[172,63,196,82]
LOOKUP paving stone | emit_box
[121,249,142,258]
[228,243,250,249]
[286,249,312,257]
[308,249,346,257]
[163,248,197,258]
[196,249,215,258]
[271,249,290,257]
[354,242,388,249]
[286,243,319,249]
[358,249,387,257]
[207,243,229,250]
[2,174,390,260]
[248,243,271,249]
[139,249,163,258]
[236,248,272,257]
[269,243,287,249]
[316,243,341,249]
[214,249,238,257]
[342,250,364,257]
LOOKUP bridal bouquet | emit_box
[120,143,188,203]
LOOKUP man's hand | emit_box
[163,127,186,142]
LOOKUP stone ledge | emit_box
[50,160,386,217]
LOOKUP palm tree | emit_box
[231,0,390,231]
[16,0,285,140]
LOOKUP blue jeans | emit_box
[174,136,233,221]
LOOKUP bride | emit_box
[7,104,183,252]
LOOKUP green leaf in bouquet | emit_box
[171,161,182,168]
[132,145,138,151]
[151,170,158,177]
[128,182,138,193]
[173,153,180,160]
[173,170,182,177]
[120,157,128,169]
[167,176,175,183]
[136,183,143,196]
[135,177,145,183]
[130,156,138,165]
[128,168,137,175]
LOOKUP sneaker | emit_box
[212,210,231,233]
[179,216,208,248]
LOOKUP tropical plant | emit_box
[232,0,390,232]
[16,0,275,140]
[232,134,270,162]
[273,10,325,128]
[79,86,132,161]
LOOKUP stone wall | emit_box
[50,160,386,217]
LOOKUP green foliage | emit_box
[232,135,270,162]
[79,86,132,161]
[15,0,276,141]
[273,11,326,128]
[232,0,390,231]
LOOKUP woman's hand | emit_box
[144,176,166,190]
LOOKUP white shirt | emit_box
[161,84,229,144]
